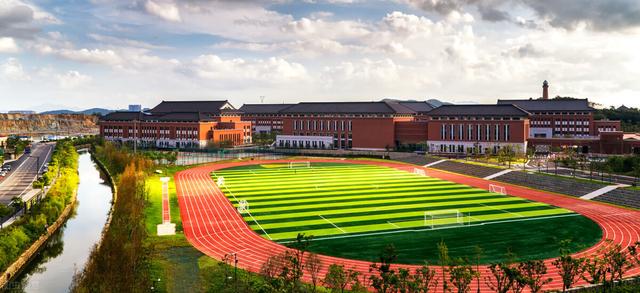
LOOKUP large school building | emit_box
[99,82,640,154]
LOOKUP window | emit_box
[341,120,345,131]
[459,124,464,140]
[468,124,472,140]
[477,125,481,141]
[450,124,455,140]
[320,120,324,131]
[495,125,500,141]
[313,120,317,130]
[334,120,337,131]
[441,124,446,140]
[504,124,510,141]
[293,120,297,130]
[486,125,490,141]
[348,120,352,131]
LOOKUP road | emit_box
[0,142,55,205]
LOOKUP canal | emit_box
[9,151,113,292]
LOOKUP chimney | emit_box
[542,80,549,100]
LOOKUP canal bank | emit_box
[3,152,113,292]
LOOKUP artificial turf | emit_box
[213,162,602,264]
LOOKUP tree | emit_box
[580,257,607,287]
[285,233,314,291]
[485,263,514,293]
[473,246,482,293]
[449,258,477,293]
[324,264,349,293]
[519,260,552,293]
[369,244,399,293]
[604,243,632,286]
[411,263,438,293]
[437,240,450,293]
[306,253,323,292]
[552,242,584,293]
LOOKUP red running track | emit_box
[175,159,640,292]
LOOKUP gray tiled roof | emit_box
[497,98,593,112]
[100,111,217,122]
[427,104,530,116]
[280,101,416,114]
[99,111,143,121]
[239,104,295,114]
[397,101,436,113]
[150,100,234,114]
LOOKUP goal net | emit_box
[413,168,427,176]
[489,184,507,195]
[237,199,249,214]
[289,161,311,169]
[424,210,466,229]
[216,176,225,187]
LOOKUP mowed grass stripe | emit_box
[219,172,432,188]
[227,185,479,203]
[216,168,407,181]
[250,204,563,232]
[244,197,545,218]
[263,209,573,240]
[231,189,493,207]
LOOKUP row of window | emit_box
[292,120,353,132]
[439,124,511,142]
[436,144,506,154]
[431,116,522,121]
[531,111,591,115]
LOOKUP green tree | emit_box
[438,240,450,293]
[449,258,477,293]
[324,264,349,293]
[519,260,552,293]
[369,244,399,293]
[552,241,584,293]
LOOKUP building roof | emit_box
[100,111,144,121]
[396,101,436,113]
[427,104,531,116]
[149,100,235,114]
[239,104,295,114]
[280,101,417,115]
[497,98,593,112]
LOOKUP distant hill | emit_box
[40,108,113,115]
[426,99,453,107]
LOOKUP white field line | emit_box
[478,202,524,218]
[318,214,347,234]
[219,181,273,240]
[387,221,401,228]
[276,213,581,244]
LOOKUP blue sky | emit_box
[1,0,639,111]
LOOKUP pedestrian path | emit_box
[484,169,514,180]
[581,184,628,200]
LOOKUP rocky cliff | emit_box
[0,113,98,136]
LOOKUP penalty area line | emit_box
[276,213,581,244]
[319,215,347,234]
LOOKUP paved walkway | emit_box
[581,184,629,200]
[423,159,446,167]
[483,169,514,180]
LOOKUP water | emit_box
[8,152,113,292]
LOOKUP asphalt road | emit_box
[0,142,55,205]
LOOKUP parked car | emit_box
[0,171,7,177]
[1,164,10,171]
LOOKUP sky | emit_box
[1,0,639,112]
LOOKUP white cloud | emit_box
[0,37,19,53]
[1,58,29,81]
[144,0,181,22]
[56,70,92,89]
[183,54,308,86]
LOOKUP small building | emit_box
[99,100,252,149]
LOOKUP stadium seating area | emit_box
[389,153,442,166]
[431,160,504,178]
[593,189,640,209]
[493,171,607,198]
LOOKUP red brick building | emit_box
[99,101,251,148]
[275,101,422,150]
[239,104,293,134]
[424,104,531,154]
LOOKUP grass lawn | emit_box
[214,162,602,265]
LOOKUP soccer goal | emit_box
[216,176,225,187]
[413,168,427,176]
[237,199,249,214]
[424,210,466,229]
[489,184,507,195]
[289,161,311,169]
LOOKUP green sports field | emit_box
[213,162,602,264]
